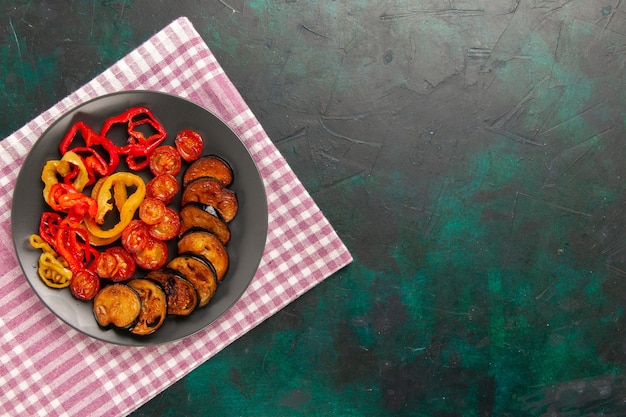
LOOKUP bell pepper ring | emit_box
[84,172,146,243]
[100,107,167,171]
[59,121,120,184]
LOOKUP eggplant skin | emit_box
[146,269,199,316]
[180,177,238,222]
[127,278,168,336]
[93,284,142,329]
[167,254,218,308]
[179,203,231,245]
[183,155,234,188]
[177,230,229,281]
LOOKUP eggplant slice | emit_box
[146,269,199,316]
[127,278,168,336]
[93,284,142,329]
[179,203,231,245]
[180,177,238,222]
[177,230,229,281]
[167,254,218,308]
[183,155,234,188]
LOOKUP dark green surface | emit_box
[3,1,626,415]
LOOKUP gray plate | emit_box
[11,91,268,346]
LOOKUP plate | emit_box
[11,91,268,346]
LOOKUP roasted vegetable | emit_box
[167,254,218,308]
[180,177,238,222]
[128,278,168,336]
[177,230,229,281]
[182,155,233,187]
[93,284,142,329]
[175,129,204,162]
[146,269,199,316]
[179,203,231,245]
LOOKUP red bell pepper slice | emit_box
[55,225,98,272]
[59,121,120,184]
[39,212,63,247]
[47,183,98,227]
[100,107,167,171]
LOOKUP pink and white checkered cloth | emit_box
[0,17,352,417]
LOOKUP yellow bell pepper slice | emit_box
[84,172,145,243]
[41,151,89,206]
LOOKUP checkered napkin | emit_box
[0,17,352,417]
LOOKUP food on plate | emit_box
[180,177,238,222]
[70,269,101,301]
[29,105,242,337]
[93,283,142,329]
[182,155,233,187]
[149,145,182,176]
[177,230,229,281]
[178,203,231,245]
[127,278,168,336]
[148,206,180,241]
[146,173,180,205]
[175,129,204,162]
[146,269,199,316]
[167,254,218,308]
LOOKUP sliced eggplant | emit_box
[179,203,231,245]
[93,284,142,329]
[183,155,234,187]
[167,254,218,308]
[127,278,168,336]
[180,177,238,222]
[177,230,229,281]
[146,269,199,316]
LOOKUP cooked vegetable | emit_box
[100,106,167,171]
[177,230,229,281]
[93,284,142,328]
[179,203,231,245]
[149,145,182,176]
[84,172,146,242]
[182,155,233,187]
[92,246,136,282]
[139,197,167,225]
[70,269,100,301]
[47,183,98,226]
[121,219,151,255]
[148,206,181,241]
[180,177,238,222]
[128,278,168,335]
[55,226,98,273]
[41,151,89,205]
[175,129,204,162]
[146,269,199,316]
[59,121,120,184]
[146,173,179,205]
[30,234,72,288]
[167,254,218,308]
[133,237,169,271]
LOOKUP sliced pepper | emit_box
[30,234,73,288]
[41,151,90,206]
[100,107,166,171]
[59,121,120,184]
[55,226,98,272]
[84,172,146,242]
[47,183,98,227]
[39,212,63,247]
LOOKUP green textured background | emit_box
[2,1,626,415]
